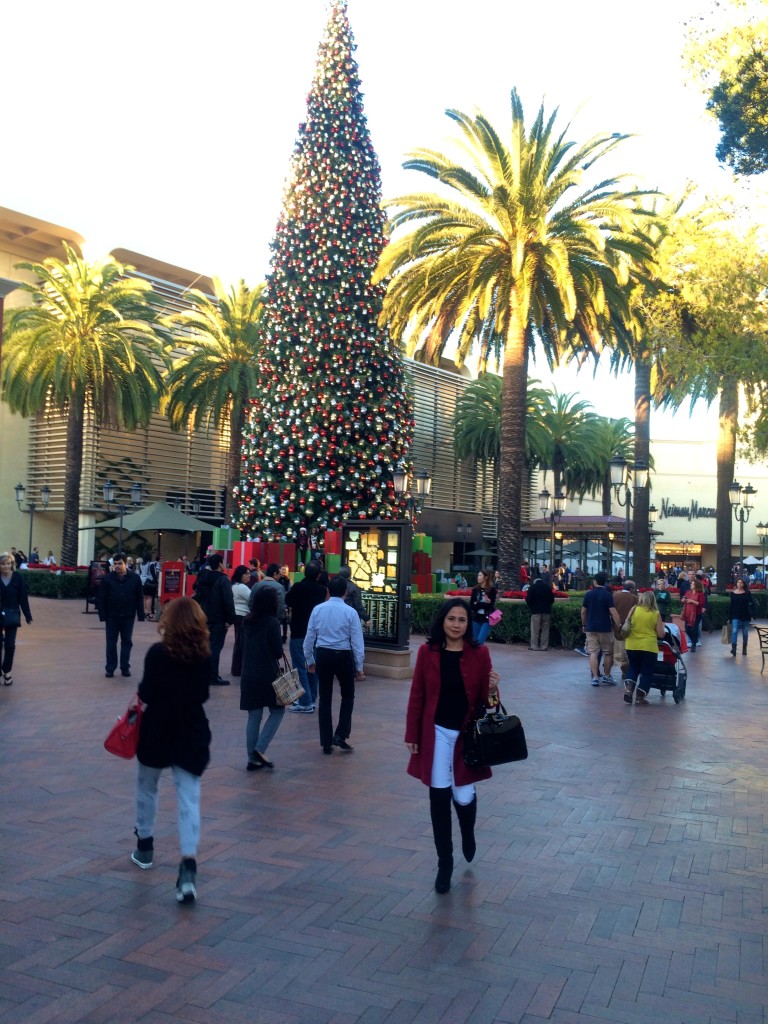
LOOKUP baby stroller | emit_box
[649,626,688,703]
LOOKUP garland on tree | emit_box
[234,0,413,539]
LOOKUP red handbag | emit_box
[104,697,143,759]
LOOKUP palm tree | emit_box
[583,417,636,513]
[454,374,551,467]
[532,391,603,497]
[454,375,553,526]
[649,217,768,592]
[376,89,658,584]
[2,245,168,566]
[163,279,266,518]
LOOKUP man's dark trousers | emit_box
[105,616,136,675]
[209,622,227,683]
[316,647,356,747]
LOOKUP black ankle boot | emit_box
[453,796,477,862]
[429,787,453,894]
[731,643,737,656]
[131,830,154,869]
[742,643,748,655]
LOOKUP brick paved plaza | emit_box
[1,596,767,1024]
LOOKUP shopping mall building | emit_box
[1,205,766,575]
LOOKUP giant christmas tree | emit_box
[234,0,414,540]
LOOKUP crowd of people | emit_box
[3,543,762,904]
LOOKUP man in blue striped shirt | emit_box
[304,576,365,754]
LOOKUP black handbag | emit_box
[463,702,528,768]
[1,607,21,628]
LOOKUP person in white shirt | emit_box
[230,565,253,676]
[304,576,365,754]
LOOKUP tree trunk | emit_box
[601,473,612,516]
[226,399,246,523]
[497,303,527,588]
[632,355,652,587]
[716,377,738,594]
[61,401,85,567]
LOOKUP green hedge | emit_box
[410,595,583,646]
[410,592,761,647]
[22,571,89,599]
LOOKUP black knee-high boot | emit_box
[453,796,477,862]
[429,786,453,894]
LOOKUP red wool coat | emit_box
[405,642,494,787]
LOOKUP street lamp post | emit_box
[757,521,768,571]
[607,532,614,576]
[103,480,143,552]
[610,456,649,577]
[729,480,757,581]
[392,468,432,524]
[14,483,51,558]
[539,488,566,574]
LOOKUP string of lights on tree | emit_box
[234,0,413,539]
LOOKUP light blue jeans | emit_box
[472,620,491,644]
[135,762,201,857]
[731,619,750,646]
[289,637,314,707]
[246,706,285,757]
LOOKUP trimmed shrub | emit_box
[22,571,89,599]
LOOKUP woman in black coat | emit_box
[0,551,33,685]
[240,585,285,771]
[728,578,756,656]
[131,596,211,904]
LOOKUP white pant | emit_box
[430,725,475,805]
[135,763,201,857]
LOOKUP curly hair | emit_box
[158,596,211,662]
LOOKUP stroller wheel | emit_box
[673,688,684,703]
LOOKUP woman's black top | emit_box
[729,590,755,621]
[137,643,211,776]
[470,586,497,624]
[0,571,32,624]
[435,649,469,730]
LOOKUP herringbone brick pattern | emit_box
[1,598,766,1023]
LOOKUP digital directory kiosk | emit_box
[340,519,412,651]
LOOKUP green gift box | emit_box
[213,526,240,549]
[411,534,433,555]
[324,553,341,573]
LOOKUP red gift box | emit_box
[413,573,433,594]
[232,541,261,565]
[324,530,342,555]
[263,542,282,567]
[412,551,432,574]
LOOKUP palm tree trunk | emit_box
[601,472,612,516]
[226,399,246,522]
[498,305,527,588]
[716,377,738,594]
[632,355,651,587]
[61,402,85,567]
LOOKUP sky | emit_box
[2,0,765,436]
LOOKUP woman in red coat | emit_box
[405,598,499,894]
